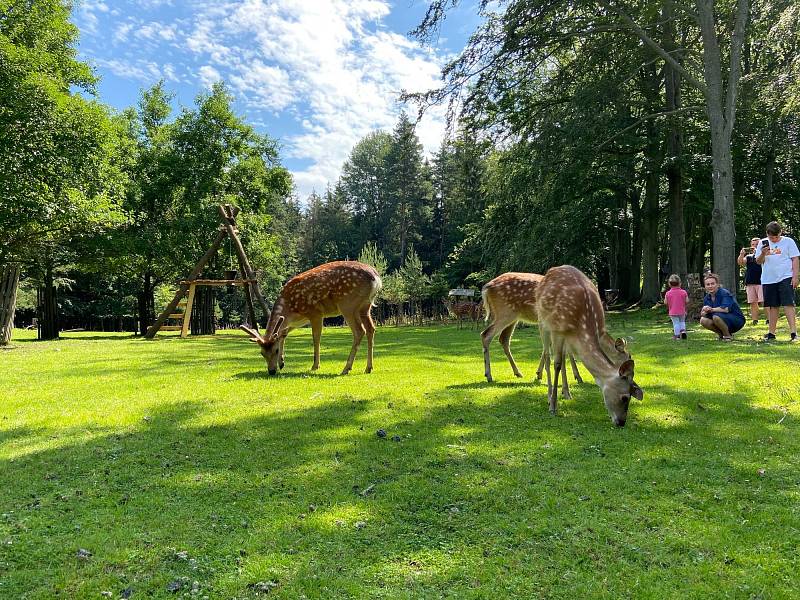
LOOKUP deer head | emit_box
[240,316,285,375]
[599,358,644,427]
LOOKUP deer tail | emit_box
[481,286,492,322]
[370,273,383,307]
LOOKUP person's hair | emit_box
[766,221,782,236]
[704,273,721,285]
[668,274,681,287]
[750,237,761,243]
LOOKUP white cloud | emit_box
[91,58,179,83]
[82,0,450,200]
[177,0,447,198]
[198,65,221,88]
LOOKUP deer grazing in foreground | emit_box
[481,272,629,398]
[240,261,382,375]
[536,265,643,427]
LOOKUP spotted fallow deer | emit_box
[536,265,643,427]
[240,261,382,375]
[481,273,628,397]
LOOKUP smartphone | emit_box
[762,239,769,248]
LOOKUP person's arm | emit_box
[793,256,799,288]
[755,243,769,265]
[737,249,748,266]
[712,289,735,313]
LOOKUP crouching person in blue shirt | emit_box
[700,273,745,341]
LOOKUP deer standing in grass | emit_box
[240,261,382,375]
[536,265,643,427]
[481,273,628,397]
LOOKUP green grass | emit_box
[1,313,799,599]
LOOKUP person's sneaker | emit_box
[752,319,758,325]
[671,335,680,340]
[680,331,687,340]
[791,332,798,343]
[763,333,777,341]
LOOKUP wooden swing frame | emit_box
[145,204,271,338]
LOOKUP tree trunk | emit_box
[641,139,662,305]
[0,264,20,345]
[38,265,59,340]
[629,189,643,302]
[191,286,215,335]
[696,0,748,289]
[663,3,688,284]
[138,271,155,336]
[761,146,776,225]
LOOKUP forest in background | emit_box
[1,0,799,341]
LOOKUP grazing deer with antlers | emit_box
[481,273,628,396]
[536,265,643,427]
[240,261,382,375]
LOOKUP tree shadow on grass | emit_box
[2,374,797,598]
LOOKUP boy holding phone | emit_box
[754,221,800,341]
[737,237,763,324]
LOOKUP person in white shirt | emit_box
[754,221,799,342]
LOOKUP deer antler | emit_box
[239,324,264,343]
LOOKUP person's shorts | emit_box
[762,278,795,307]
[745,284,763,303]
[712,313,745,334]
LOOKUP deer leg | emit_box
[481,320,502,383]
[310,315,323,371]
[498,323,523,378]
[341,312,366,375]
[361,306,376,374]
[539,328,552,394]
[568,353,583,383]
[550,336,565,415]
[278,336,286,370]
[560,357,571,400]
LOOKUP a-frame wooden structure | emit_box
[145,204,271,338]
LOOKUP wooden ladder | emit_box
[157,285,197,337]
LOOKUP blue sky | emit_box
[72,0,485,200]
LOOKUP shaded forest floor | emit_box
[2,312,799,598]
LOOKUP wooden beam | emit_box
[177,279,257,286]
[217,204,271,324]
[181,283,197,338]
[145,229,226,338]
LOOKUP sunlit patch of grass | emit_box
[2,311,800,598]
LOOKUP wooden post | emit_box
[0,264,20,345]
[181,283,197,338]
[145,229,226,338]
[217,204,271,324]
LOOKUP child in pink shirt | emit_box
[664,274,689,339]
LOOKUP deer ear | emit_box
[615,337,627,352]
[271,315,285,335]
[631,383,644,401]
[618,359,635,379]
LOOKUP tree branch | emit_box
[597,0,709,96]
[595,105,704,150]
[724,0,750,137]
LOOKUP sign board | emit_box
[448,288,476,297]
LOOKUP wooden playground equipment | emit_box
[145,204,270,338]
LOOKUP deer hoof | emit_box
[485,375,493,383]
[340,368,351,375]
[364,366,372,374]
[563,391,572,400]
[514,371,523,378]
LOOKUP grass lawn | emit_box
[1,312,799,599]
